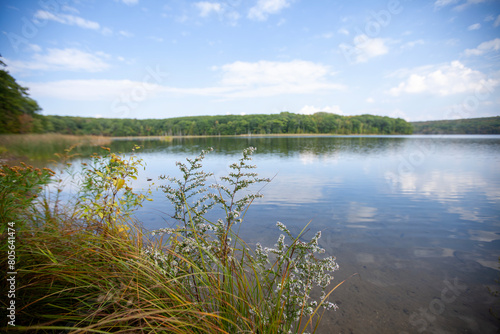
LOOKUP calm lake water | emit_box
[72,135,500,333]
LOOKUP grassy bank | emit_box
[1,146,342,333]
[0,134,112,164]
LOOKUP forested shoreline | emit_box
[411,117,500,134]
[4,112,413,136]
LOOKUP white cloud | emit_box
[61,5,80,14]
[467,23,481,30]
[434,0,487,10]
[23,60,344,101]
[227,10,242,23]
[434,0,459,8]
[34,10,100,30]
[194,2,223,17]
[248,0,291,21]
[340,34,389,63]
[319,32,334,39]
[465,38,500,56]
[298,105,343,115]
[338,28,349,36]
[119,0,138,5]
[101,27,113,36]
[192,1,240,24]
[211,60,344,97]
[119,30,134,37]
[388,61,499,96]
[28,43,42,52]
[148,36,164,42]
[24,79,161,101]
[366,97,375,103]
[218,60,328,86]
[401,39,424,49]
[166,60,345,98]
[494,15,500,27]
[454,0,487,11]
[445,38,460,46]
[7,48,110,73]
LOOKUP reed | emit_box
[0,134,112,162]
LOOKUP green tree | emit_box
[0,59,42,133]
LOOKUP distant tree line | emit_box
[24,112,413,136]
[411,117,500,134]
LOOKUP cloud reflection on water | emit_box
[385,169,500,224]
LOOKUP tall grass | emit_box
[13,221,228,333]
[1,146,342,333]
[0,134,111,162]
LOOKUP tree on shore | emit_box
[0,57,42,134]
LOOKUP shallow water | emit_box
[73,135,500,333]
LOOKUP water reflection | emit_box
[346,202,377,225]
[40,135,500,333]
[386,170,500,204]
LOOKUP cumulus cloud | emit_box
[6,48,110,73]
[465,38,500,56]
[339,34,389,63]
[298,105,343,115]
[388,61,498,96]
[248,0,291,21]
[194,2,223,17]
[192,1,240,24]
[34,10,100,30]
[211,60,344,97]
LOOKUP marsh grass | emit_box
[13,221,228,333]
[0,134,111,163]
[1,146,342,333]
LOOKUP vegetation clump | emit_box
[1,146,342,333]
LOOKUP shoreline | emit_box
[111,133,499,140]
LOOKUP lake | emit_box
[66,135,500,333]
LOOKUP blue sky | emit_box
[1,0,499,121]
